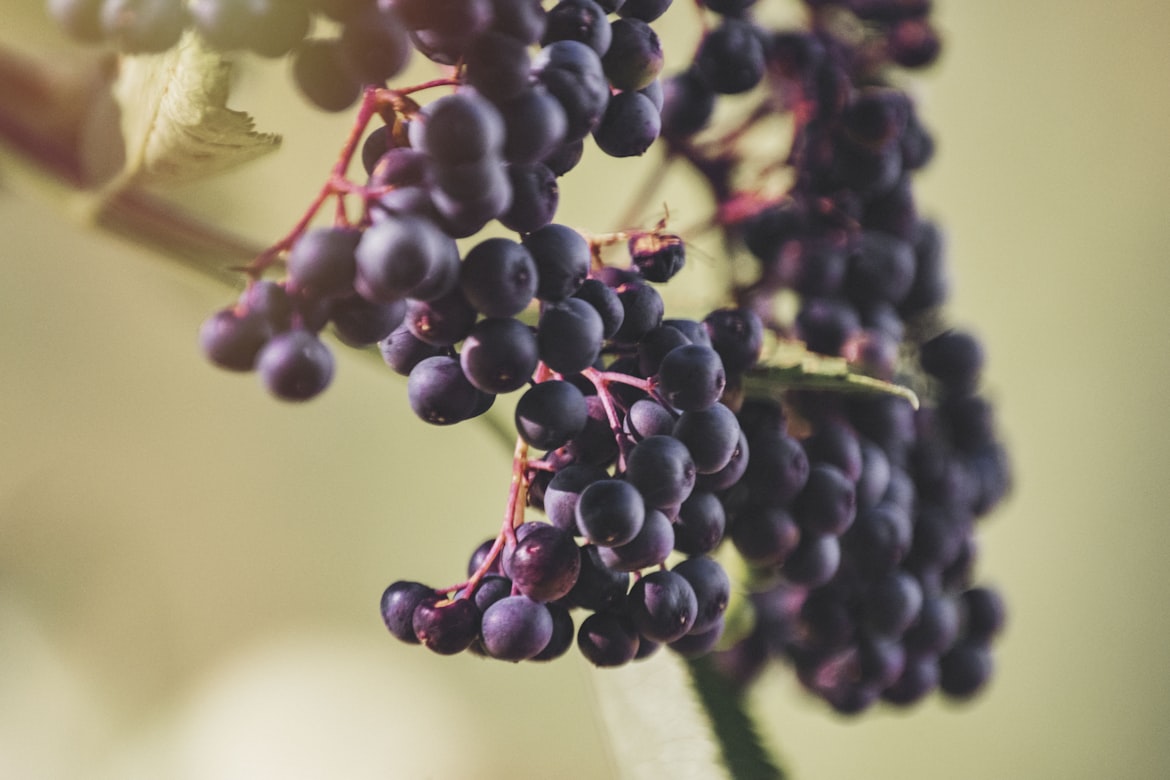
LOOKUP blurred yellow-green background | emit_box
[3,1,1169,778]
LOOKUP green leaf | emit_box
[744,338,919,409]
[109,32,280,190]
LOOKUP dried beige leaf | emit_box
[110,31,280,188]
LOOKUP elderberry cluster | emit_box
[49,0,670,156]
[648,0,1009,712]
[381,235,767,664]
[48,0,1014,716]
[152,0,681,397]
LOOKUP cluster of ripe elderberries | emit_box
[48,0,1011,712]
[650,0,1010,712]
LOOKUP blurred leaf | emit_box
[110,32,280,189]
[588,654,730,780]
[687,655,787,780]
[745,338,919,409]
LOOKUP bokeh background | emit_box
[3,1,1169,778]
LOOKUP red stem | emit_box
[396,77,462,97]
[441,364,554,599]
[581,366,656,472]
[244,87,388,276]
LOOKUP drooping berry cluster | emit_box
[153,0,685,396]
[155,0,763,666]
[380,231,768,664]
[647,0,1009,712]
[47,0,1013,715]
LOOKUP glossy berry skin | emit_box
[460,317,539,394]
[501,87,570,165]
[577,611,640,667]
[865,570,924,636]
[470,575,513,612]
[602,18,664,91]
[256,330,334,401]
[573,279,625,336]
[459,238,538,318]
[617,0,672,22]
[330,294,406,347]
[379,324,441,376]
[515,380,588,450]
[538,298,605,374]
[883,655,941,706]
[408,355,481,425]
[673,491,727,555]
[668,618,725,659]
[695,428,750,492]
[489,0,547,47]
[523,224,592,302]
[625,435,697,509]
[625,398,676,441]
[629,570,699,643]
[412,599,480,655]
[380,581,437,644]
[505,524,581,602]
[542,0,612,56]
[419,92,506,165]
[543,463,608,532]
[672,556,731,634]
[781,533,841,587]
[904,593,961,656]
[480,595,555,661]
[564,544,630,610]
[593,92,662,157]
[500,162,560,233]
[612,283,664,344]
[575,479,646,547]
[640,331,690,378]
[673,403,739,474]
[355,215,459,304]
[656,344,726,411]
[531,603,575,661]
[200,308,270,372]
[286,226,360,301]
[405,290,477,347]
[703,308,763,375]
[599,508,675,571]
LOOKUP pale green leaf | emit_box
[588,654,730,780]
[745,337,920,409]
[109,32,280,189]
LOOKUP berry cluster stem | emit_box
[240,77,466,279]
